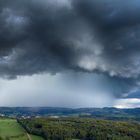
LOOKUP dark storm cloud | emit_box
[0,0,140,97]
[0,0,78,77]
[72,0,140,78]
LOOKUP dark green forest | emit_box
[18,118,140,140]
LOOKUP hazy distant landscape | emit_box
[0,107,140,122]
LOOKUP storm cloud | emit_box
[0,0,140,99]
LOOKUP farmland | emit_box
[0,119,43,140]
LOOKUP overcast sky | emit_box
[0,0,140,108]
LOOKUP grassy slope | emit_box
[0,118,44,140]
[30,135,44,140]
[0,119,27,140]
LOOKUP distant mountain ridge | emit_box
[0,107,140,121]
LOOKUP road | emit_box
[27,133,32,140]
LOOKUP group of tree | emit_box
[18,117,140,140]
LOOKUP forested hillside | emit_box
[18,118,140,140]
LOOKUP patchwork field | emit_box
[0,119,43,140]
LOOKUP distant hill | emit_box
[0,107,140,121]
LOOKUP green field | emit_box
[30,135,44,140]
[0,119,44,140]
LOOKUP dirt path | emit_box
[27,133,32,140]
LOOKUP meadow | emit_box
[0,119,43,140]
